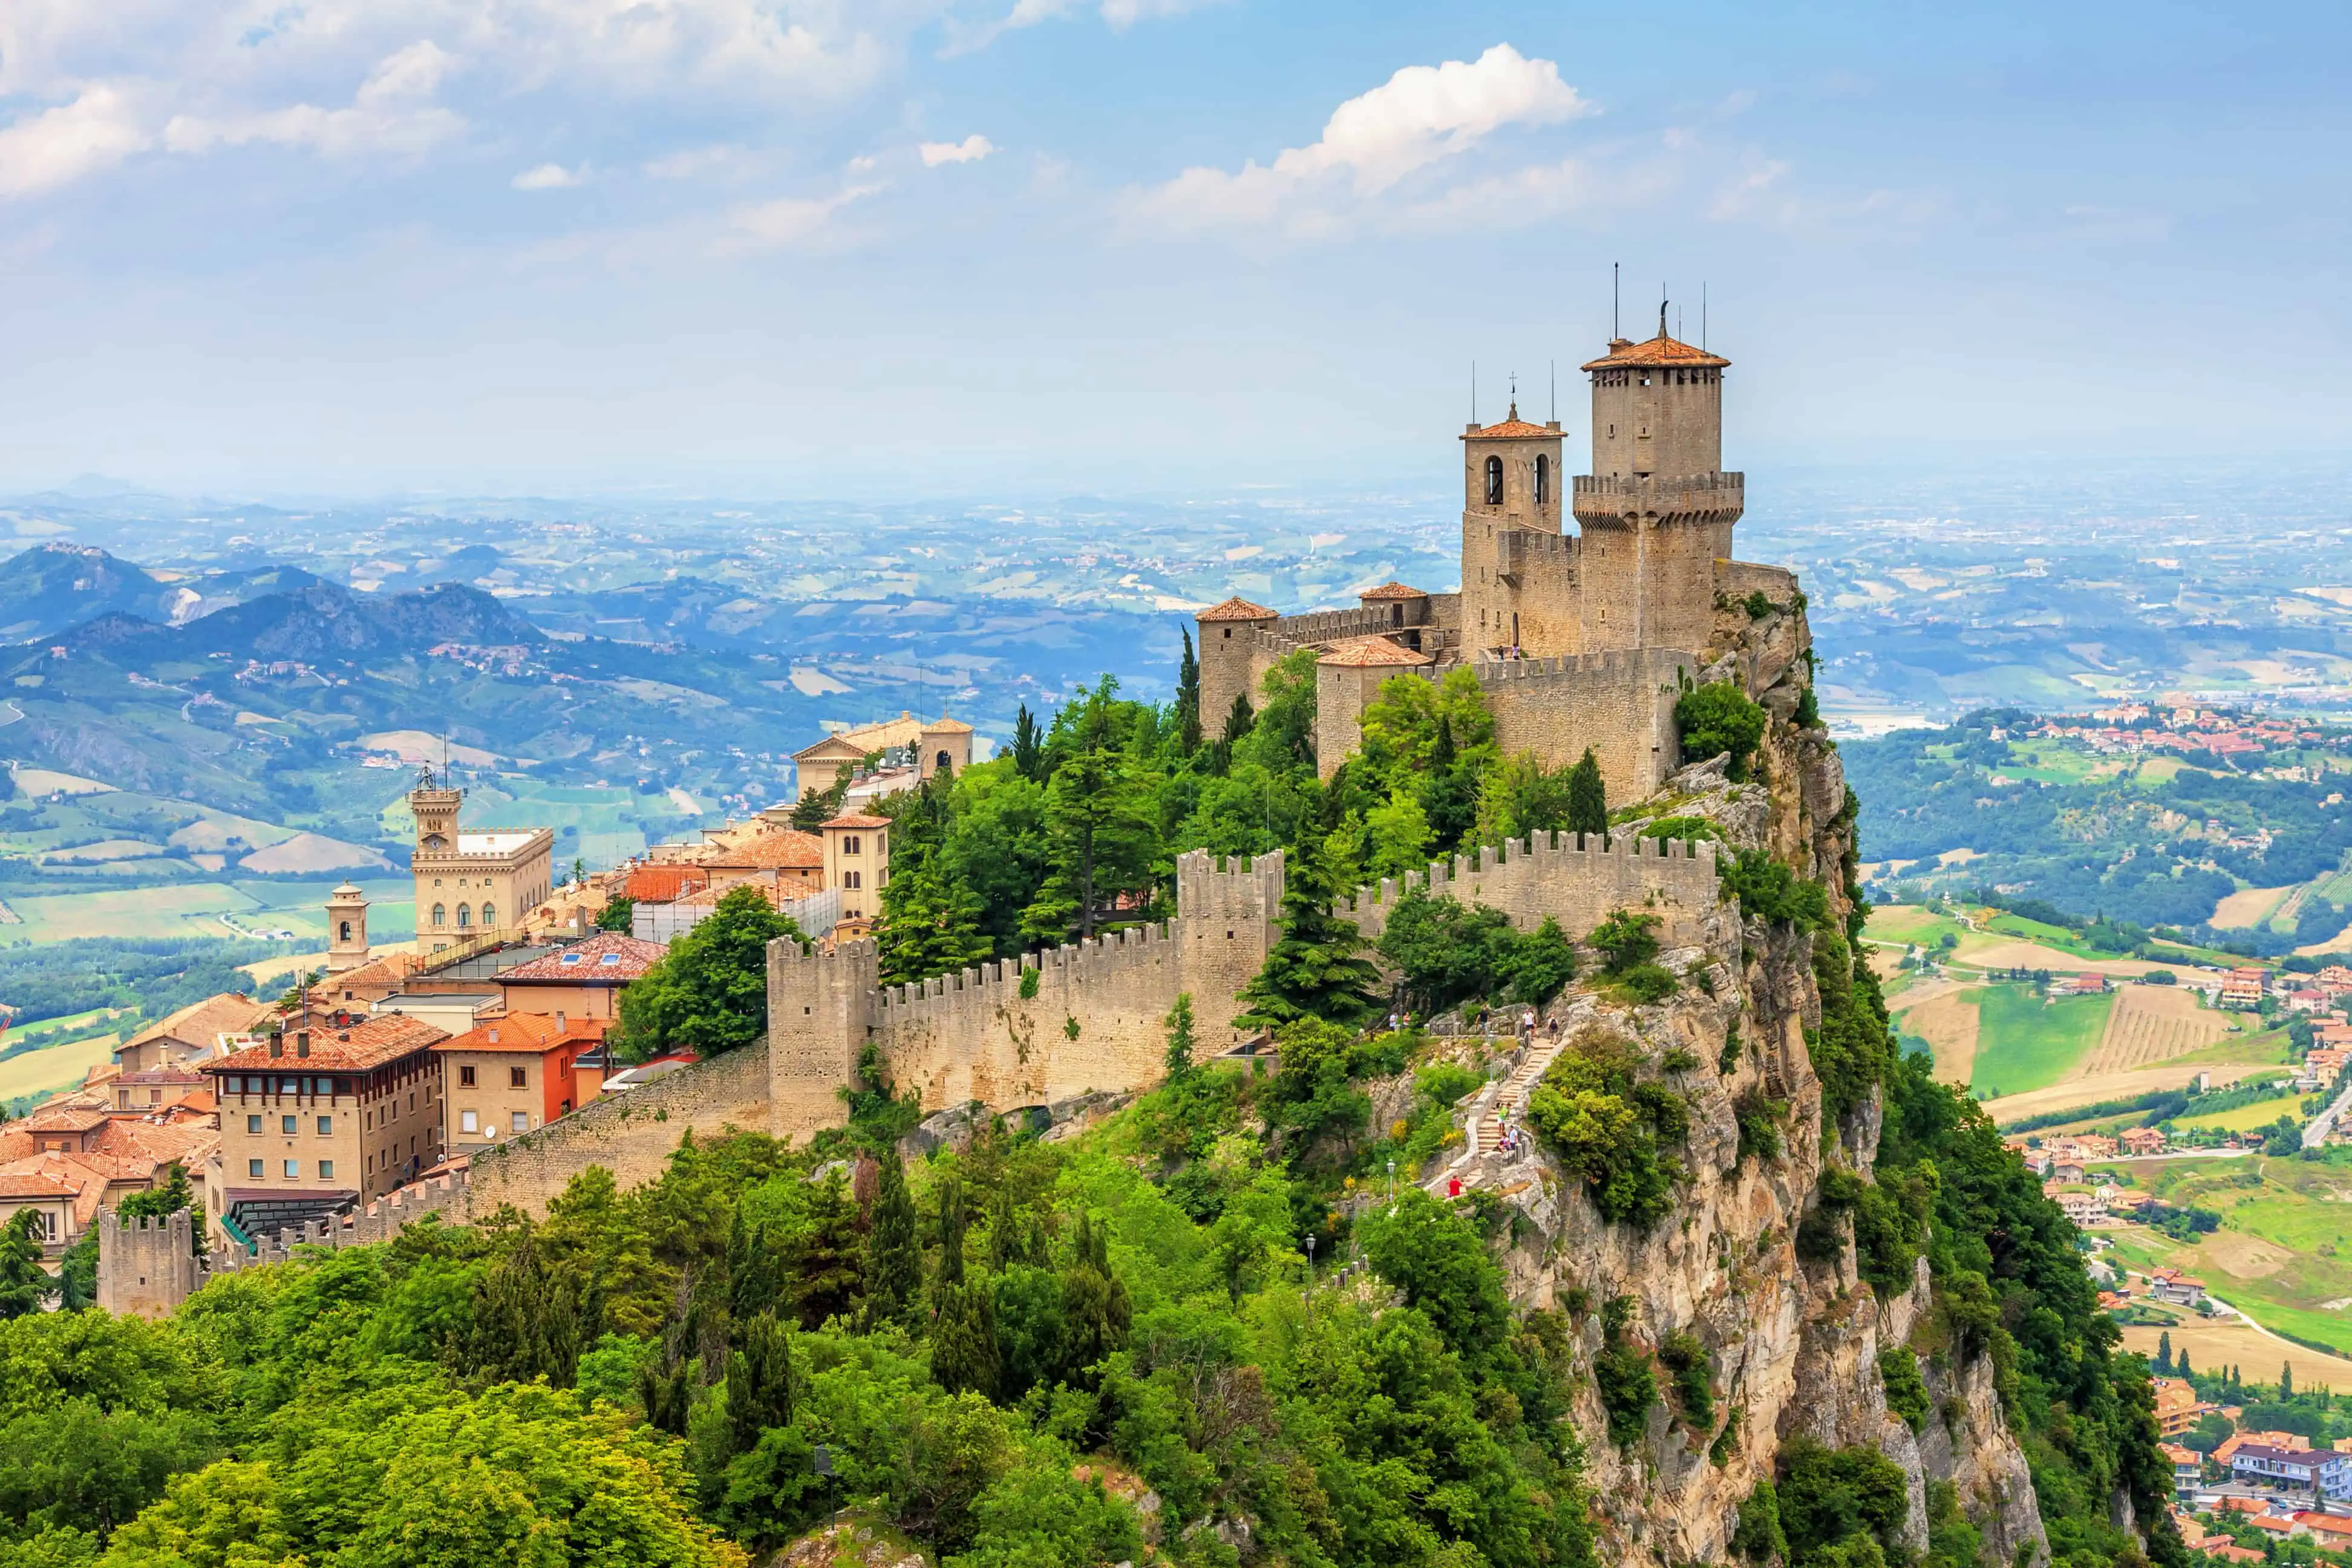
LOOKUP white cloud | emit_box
[512,160,584,189]
[165,41,462,158]
[918,134,993,167]
[719,181,880,252]
[0,85,151,198]
[946,0,1217,56]
[1123,44,1593,239]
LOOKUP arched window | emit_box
[1483,456,1503,506]
[480,903,495,928]
[936,750,952,771]
[456,904,472,929]
[431,903,446,927]
[338,920,352,941]
[1534,454,1550,505]
[420,834,447,851]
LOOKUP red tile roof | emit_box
[1580,332,1731,371]
[1462,413,1561,440]
[705,830,825,871]
[822,812,891,830]
[921,716,975,734]
[624,865,709,903]
[499,932,666,984]
[210,1013,448,1073]
[1317,636,1434,669]
[436,1013,606,1056]
[0,1168,81,1200]
[1359,581,1429,601]
[1196,596,1279,622]
[22,1106,108,1134]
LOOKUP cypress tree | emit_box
[2156,1330,2172,1374]
[726,1311,795,1458]
[864,1146,921,1330]
[788,1168,866,1329]
[930,1278,1001,1399]
[1056,1214,1132,1386]
[1223,691,1255,744]
[1013,704,1044,782]
[464,1230,581,1388]
[2283,1360,2294,1398]
[0,1210,45,1319]
[933,1174,969,1294]
[638,1355,694,1436]
[2177,1347,2192,1379]
[1176,629,1203,753]
[1566,746,1608,837]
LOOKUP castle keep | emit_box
[1198,319,1756,806]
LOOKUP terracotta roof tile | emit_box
[210,1013,448,1073]
[0,1168,81,1200]
[624,865,710,903]
[1195,596,1279,622]
[1461,411,1562,440]
[1358,581,1429,601]
[500,932,666,984]
[1316,636,1434,669]
[437,1013,606,1055]
[122,992,272,1053]
[822,812,891,830]
[920,716,975,734]
[705,830,825,871]
[1579,331,1731,371]
[23,1106,109,1134]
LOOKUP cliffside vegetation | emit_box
[15,642,2187,1568]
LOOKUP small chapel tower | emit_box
[325,881,370,973]
[1457,396,1569,658]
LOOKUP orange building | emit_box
[433,1013,606,1154]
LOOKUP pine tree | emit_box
[463,1230,581,1387]
[1163,992,1196,1083]
[726,1311,795,1459]
[1421,714,1478,853]
[864,1146,921,1331]
[933,1174,969,1295]
[638,1355,694,1435]
[1566,746,1608,837]
[1236,834,1381,1030]
[1055,1214,1132,1387]
[1013,705,1044,782]
[727,1211,785,1325]
[787,1168,867,1329]
[2157,1330,2173,1374]
[1021,680,1157,942]
[1176,629,1203,753]
[930,1278,1001,1399]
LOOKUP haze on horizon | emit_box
[1,0,2346,498]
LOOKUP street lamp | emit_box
[1387,1157,1397,1210]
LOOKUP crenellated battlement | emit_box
[1336,825,1723,953]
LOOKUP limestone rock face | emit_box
[1468,598,2048,1567]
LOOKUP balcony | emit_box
[1571,471,1744,526]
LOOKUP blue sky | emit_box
[0,0,2346,495]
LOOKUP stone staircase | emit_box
[1430,1026,1567,1191]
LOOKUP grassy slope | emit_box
[1971,985,2115,1097]
[2103,1155,2352,1358]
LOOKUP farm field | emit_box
[2212,883,2297,930]
[6,882,261,941]
[2100,1155,2352,1359]
[1979,1061,2278,1125]
[1969,985,2114,1098]
[1891,983,1980,1085]
[2081,984,2233,1074]
[0,1030,120,1103]
[2117,1320,2352,1391]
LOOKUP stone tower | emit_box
[1457,400,1568,658]
[409,772,462,853]
[1572,313,1743,655]
[325,880,370,972]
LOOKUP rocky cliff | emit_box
[1432,590,2051,1568]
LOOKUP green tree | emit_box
[1235,833,1380,1030]
[0,1208,47,1319]
[877,858,992,987]
[1175,629,1202,753]
[1221,691,1255,744]
[1566,746,1607,837]
[1163,992,1195,1082]
[118,1161,204,1252]
[726,1311,795,1459]
[1590,908,1662,975]
[783,1167,866,1330]
[2155,1330,2172,1374]
[1358,1187,1511,1360]
[1022,679,1159,943]
[1011,704,1044,782]
[457,1229,581,1388]
[1674,681,1768,780]
[863,1149,922,1332]
[1474,752,1577,845]
[612,884,803,1061]
[1053,1214,1130,1385]
[595,895,636,932]
[1362,789,1435,880]
[791,762,854,829]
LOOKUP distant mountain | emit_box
[0,544,173,640]
[54,581,544,664]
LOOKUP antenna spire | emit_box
[1612,263,1619,339]
[1658,288,1669,341]
[1507,370,1517,419]
[1702,282,1708,351]
[1471,360,1477,425]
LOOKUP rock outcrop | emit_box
[1446,596,2049,1567]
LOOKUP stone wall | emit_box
[465,1037,777,1215]
[769,851,1284,1140]
[1340,828,1722,953]
[96,1209,197,1319]
[1473,646,1696,805]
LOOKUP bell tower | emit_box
[409,769,461,854]
[1459,396,1569,658]
[325,881,370,973]
[1573,309,1743,653]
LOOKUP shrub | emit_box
[1742,590,1774,619]
[1734,1091,1784,1164]
[1776,1436,1910,1565]
[1731,1480,1786,1563]
[1674,682,1768,780]
[1595,1295,1658,1448]
[1720,849,1831,933]
[1590,908,1661,975]
[1614,962,1677,1004]
[1878,1345,1929,1431]
[1659,1330,1715,1430]
[1378,890,1575,1013]
[1524,1028,1685,1228]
